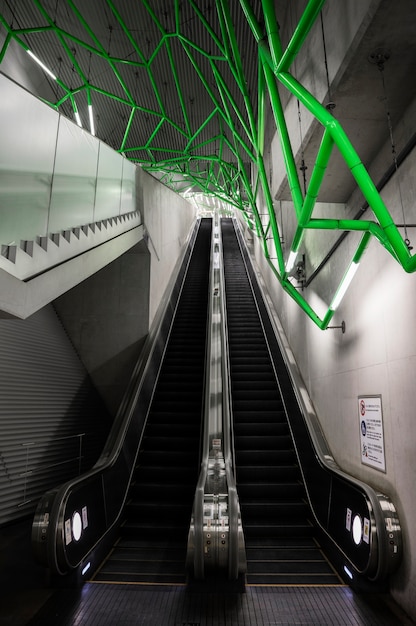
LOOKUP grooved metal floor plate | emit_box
[26,582,412,625]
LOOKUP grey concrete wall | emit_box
[139,168,197,324]
[54,168,195,418]
[54,240,150,417]
[247,2,416,620]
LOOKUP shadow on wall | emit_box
[89,336,148,416]
[53,240,151,419]
[0,305,113,527]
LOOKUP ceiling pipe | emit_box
[304,129,416,288]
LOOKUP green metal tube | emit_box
[188,0,226,56]
[120,108,136,152]
[261,0,282,68]
[275,0,327,72]
[0,31,11,64]
[210,61,254,147]
[141,0,166,36]
[239,0,264,42]
[257,155,286,274]
[257,57,266,157]
[217,0,258,146]
[68,0,135,105]
[106,0,146,63]
[262,60,304,219]
[299,129,334,225]
[165,40,192,137]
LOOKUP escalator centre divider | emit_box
[186,214,246,583]
[32,218,212,581]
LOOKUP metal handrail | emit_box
[218,217,246,581]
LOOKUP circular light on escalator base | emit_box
[72,511,82,542]
[352,514,363,545]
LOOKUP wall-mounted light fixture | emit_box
[74,103,82,128]
[327,321,346,333]
[88,104,95,136]
[286,249,298,273]
[329,261,359,311]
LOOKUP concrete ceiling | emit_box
[278,0,416,204]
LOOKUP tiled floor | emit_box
[1,519,415,626]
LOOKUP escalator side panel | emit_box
[221,218,339,586]
[93,218,212,584]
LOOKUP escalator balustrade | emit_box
[221,218,339,585]
[93,219,212,584]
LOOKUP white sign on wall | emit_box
[358,395,386,472]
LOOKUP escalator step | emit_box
[235,449,296,465]
[234,422,289,437]
[234,435,293,450]
[237,465,301,482]
[240,501,310,521]
[237,482,304,500]
[243,523,314,538]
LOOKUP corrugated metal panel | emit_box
[3,0,262,158]
[0,305,111,526]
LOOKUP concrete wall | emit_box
[54,168,195,417]
[246,2,416,620]
[139,168,197,324]
[247,135,416,622]
[54,240,150,417]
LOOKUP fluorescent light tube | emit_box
[330,261,359,311]
[286,249,298,273]
[74,110,82,128]
[88,104,95,136]
[27,50,57,80]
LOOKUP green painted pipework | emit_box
[299,129,334,226]
[2,0,415,328]
[188,0,227,56]
[165,40,192,137]
[106,0,147,64]
[210,62,255,150]
[217,0,258,148]
[68,0,135,106]
[276,0,327,73]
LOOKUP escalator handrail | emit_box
[32,219,202,575]
[218,220,245,580]
[232,218,401,582]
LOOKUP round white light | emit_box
[352,514,363,545]
[72,511,82,542]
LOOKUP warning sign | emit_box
[358,395,385,472]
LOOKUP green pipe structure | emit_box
[1,0,415,330]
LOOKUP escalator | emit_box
[221,218,340,585]
[93,218,212,584]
